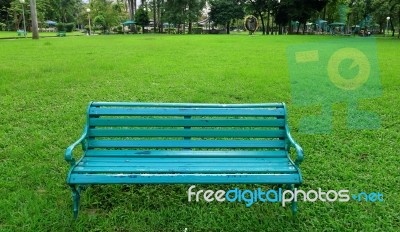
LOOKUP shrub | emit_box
[192,27,203,34]
[164,28,176,34]
[64,23,75,32]
[56,23,75,32]
[56,23,65,31]
[0,23,6,31]
[117,25,123,34]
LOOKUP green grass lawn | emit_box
[0,34,399,231]
[0,31,84,38]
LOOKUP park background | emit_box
[1,0,400,231]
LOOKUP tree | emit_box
[187,0,206,34]
[209,0,245,34]
[163,0,186,33]
[135,6,149,33]
[30,0,39,39]
[275,0,328,34]
[370,0,399,36]
[163,0,205,34]
[246,0,268,35]
[90,0,125,33]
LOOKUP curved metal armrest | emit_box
[65,130,87,166]
[286,131,304,166]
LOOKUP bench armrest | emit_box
[65,128,88,166]
[286,130,304,166]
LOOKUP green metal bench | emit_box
[65,102,304,218]
[57,31,66,37]
[17,29,26,37]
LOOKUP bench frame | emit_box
[65,102,304,218]
[57,31,66,37]
[17,30,26,37]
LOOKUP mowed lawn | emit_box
[0,34,399,231]
[0,31,84,38]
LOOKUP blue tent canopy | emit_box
[329,22,345,26]
[45,20,57,26]
[122,20,136,25]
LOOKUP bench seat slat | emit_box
[88,140,286,148]
[80,157,290,164]
[85,150,288,158]
[89,108,285,117]
[73,157,297,174]
[89,118,285,127]
[89,129,285,138]
[73,165,296,174]
[91,102,284,108]
[68,173,301,184]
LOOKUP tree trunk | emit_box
[153,0,156,33]
[158,0,163,33]
[266,10,270,35]
[127,0,135,31]
[226,21,230,34]
[259,12,265,35]
[30,0,39,39]
[389,18,394,37]
[14,11,18,30]
[134,0,136,15]
[188,20,192,34]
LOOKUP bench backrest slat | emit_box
[88,140,286,149]
[91,102,283,108]
[86,102,287,151]
[89,118,285,127]
[89,128,286,138]
[89,108,285,117]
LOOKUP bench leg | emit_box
[291,197,298,216]
[285,184,298,216]
[70,185,81,219]
[291,184,301,216]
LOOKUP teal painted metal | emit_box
[89,128,286,138]
[89,107,285,116]
[84,150,288,158]
[89,118,285,127]
[87,140,286,149]
[69,173,301,184]
[91,102,284,108]
[65,102,304,218]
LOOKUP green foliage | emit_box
[209,0,245,33]
[116,25,123,33]
[209,0,245,25]
[94,15,106,29]
[164,27,176,33]
[64,23,75,32]
[135,6,150,32]
[56,22,65,31]
[89,0,127,32]
[192,26,203,34]
[55,22,74,32]
[0,22,6,31]
[163,0,206,33]
[276,0,329,26]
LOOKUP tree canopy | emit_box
[209,0,245,34]
[0,0,398,36]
